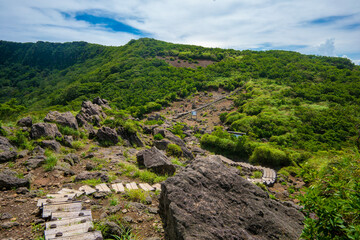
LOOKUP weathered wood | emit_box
[139,183,154,191]
[46,193,76,199]
[37,197,71,207]
[45,222,93,239]
[125,183,132,190]
[152,183,161,191]
[79,185,96,195]
[47,231,103,240]
[58,188,84,197]
[51,210,92,220]
[45,216,92,229]
[95,183,111,193]
[129,182,138,190]
[43,202,82,218]
[112,183,125,193]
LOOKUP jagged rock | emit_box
[0,212,12,220]
[31,146,45,155]
[142,124,159,134]
[40,140,61,152]
[0,170,30,190]
[0,136,15,151]
[17,150,29,158]
[74,171,109,182]
[96,127,118,145]
[117,127,144,147]
[86,162,96,171]
[191,147,206,156]
[147,114,164,121]
[0,151,17,162]
[17,117,32,127]
[63,153,79,166]
[136,147,176,175]
[25,155,46,169]
[16,187,29,194]
[76,100,106,126]
[102,221,124,236]
[153,128,194,160]
[44,111,78,130]
[154,139,171,151]
[93,97,110,109]
[54,166,75,176]
[159,156,304,240]
[30,123,62,140]
[62,135,73,147]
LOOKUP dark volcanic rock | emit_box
[62,135,73,147]
[154,139,171,151]
[0,136,15,151]
[76,100,107,126]
[63,153,79,166]
[136,147,175,175]
[40,140,61,152]
[31,123,62,140]
[117,127,144,147]
[0,136,17,162]
[17,117,32,127]
[96,127,118,145]
[44,111,78,130]
[93,97,110,109]
[25,155,46,169]
[0,170,30,190]
[74,171,109,182]
[159,156,304,240]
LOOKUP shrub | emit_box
[249,145,291,168]
[166,144,182,157]
[71,140,85,150]
[43,155,58,171]
[124,189,147,204]
[9,130,32,150]
[154,133,164,140]
[251,171,263,178]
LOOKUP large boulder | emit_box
[0,136,15,151]
[76,100,107,126]
[0,170,30,190]
[159,156,304,240]
[117,127,144,147]
[30,123,62,140]
[44,111,78,130]
[96,127,118,145]
[40,140,61,152]
[25,155,46,170]
[17,117,32,127]
[93,97,110,109]
[154,128,194,160]
[0,136,17,162]
[136,147,176,175]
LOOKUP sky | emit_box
[0,0,359,64]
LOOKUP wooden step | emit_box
[44,222,93,239]
[125,182,138,190]
[46,193,76,199]
[51,210,92,220]
[139,183,154,191]
[47,231,103,240]
[57,188,84,197]
[112,183,125,193]
[95,183,111,193]
[43,202,83,218]
[45,216,92,229]
[79,185,96,195]
[37,197,72,207]
[152,183,161,191]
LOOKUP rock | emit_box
[0,213,12,220]
[102,221,123,236]
[117,127,144,147]
[16,187,29,194]
[17,150,29,158]
[17,117,32,127]
[129,202,147,210]
[31,146,45,155]
[93,97,110,109]
[76,100,106,126]
[93,191,109,198]
[142,124,159,134]
[54,166,75,176]
[0,136,16,151]
[30,123,62,140]
[148,207,159,214]
[154,139,171,151]
[40,140,61,152]
[63,153,79,166]
[62,135,73,147]
[0,170,30,190]
[0,151,17,163]
[44,111,78,130]
[86,162,96,171]
[145,196,152,205]
[144,238,161,240]
[191,147,206,156]
[147,114,164,121]
[108,205,122,214]
[123,216,134,223]
[25,156,46,169]
[74,171,109,182]
[136,147,176,175]
[96,127,118,145]
[159,156,304,240]
[0,221,19,229]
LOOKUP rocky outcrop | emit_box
[30,123,62,140]
[74,171,109,182]
[93,97,110,109]
[25,155,46,169]
[153,128,194,160]
[136,147,176,175]
[159,156,304,240]
[154,139,171,151]
[76,100,107,126]
[0,170,30,190]
[17,117,32,127]
[44,111,78,130]
[0,136,17,162]
[96,127,118,145]
[40,140,61,152]
[63,153,79,166]
[117,127,143,147]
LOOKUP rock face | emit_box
[96,127,118,145]
[0,136,17,162]
[44,111,78,130]
[25,155,46,169]
[0,170,30,190]
[159,156,304,240]
[40,140,61,152]
[76,100,107,126]
[136,147,176,175]
[117,127,143,147]
[31,123,62,140]
[17,116,32,127]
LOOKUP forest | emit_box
[0,38,360,238]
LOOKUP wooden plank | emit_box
[46,193,76,199]
[152,183,161,191]
[42,202,83,218]
[139,183,154,191]
[45,222,93,239]
[125,183,132,190]
[51,210,92,220]
[47,231,102,240]
[130,182,138,190]
[112,183,125,193]
[95,183,111,193]
[37,197,71,207]
[79,185,96,195]
[45,216,92,229]
[58,188,84,197]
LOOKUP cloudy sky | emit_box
[0,0,359,64]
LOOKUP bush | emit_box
[249,145,291,168]
[124,189,147,204]
[43,155,58,171]
[251,171,263,178]
[166,144,182,157]
[71,140,85,150]
[154,133,164,140]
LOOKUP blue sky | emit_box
[0,0,359,64]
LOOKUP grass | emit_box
[71,140,85,150]
[81,178,102,186]
[124,189,147,204]
[171,158,186,167]
[43,155,58,171]
[118,162,168,184]
[109,197,119,206]
[251,171,263,179]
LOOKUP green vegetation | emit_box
[124,189,147,204]
[118,162,168,184]
[166,144,182,157]
[251,171,263,179]
[43,150,58,171]
[80,178,102,186]
[153,133,164,140]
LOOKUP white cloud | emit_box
[0,0,359,62]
